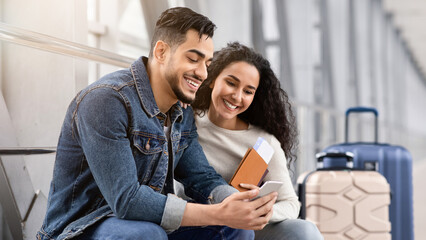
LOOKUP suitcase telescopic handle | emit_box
[316,151,354,162]
[345,107,378,143]
[316,151,355,169]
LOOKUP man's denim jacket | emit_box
[37,57,237,240]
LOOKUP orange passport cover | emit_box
[229,148,268,192]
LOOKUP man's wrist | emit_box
[207,202,223,226]
[181,202,223,227]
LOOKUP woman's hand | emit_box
[179,101,190,109]
[239,183,260,190]
[239,183,260,201]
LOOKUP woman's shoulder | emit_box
[194,111,214,129]
[249,125,275,141]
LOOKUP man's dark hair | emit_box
[148,7,216,57]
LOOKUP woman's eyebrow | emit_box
[228,75,257,90]
[228,75,240,82]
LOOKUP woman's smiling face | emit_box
[208,61,260,127]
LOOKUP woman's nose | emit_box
[231,90,242,101]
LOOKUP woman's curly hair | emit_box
[192,42,298,168]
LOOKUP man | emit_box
[37,7,276,240]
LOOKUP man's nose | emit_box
[194,63,208,81]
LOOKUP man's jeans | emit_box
[254,219,324,240]
[75,217,254,240]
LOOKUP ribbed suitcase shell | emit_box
[323,143,413,240]
[298,170,391,240]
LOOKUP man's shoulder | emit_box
[95,68,134,90]
[76,69,135,99]
[69,69,140,115]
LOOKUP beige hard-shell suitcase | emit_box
[298,153,391,240]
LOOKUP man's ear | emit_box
[153,40,169,63]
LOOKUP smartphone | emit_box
[252,181,283,200]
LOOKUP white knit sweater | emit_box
[194,113,300,222]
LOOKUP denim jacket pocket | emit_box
[132,132,166,184]
[133,132,164,154]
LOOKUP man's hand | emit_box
[215,189,277,230]
[181,186,276,230]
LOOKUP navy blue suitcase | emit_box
[322,107,414,240]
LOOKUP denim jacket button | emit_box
[145,143,150,150]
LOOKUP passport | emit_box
[229,137,274,191]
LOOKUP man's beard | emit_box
[166,72,195,104]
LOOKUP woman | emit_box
[191,42,323,240]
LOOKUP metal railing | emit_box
[0,22,134,68]
[0,147,56,155]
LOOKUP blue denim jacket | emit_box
[37,57,237,240]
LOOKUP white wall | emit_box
[287,0,317,104]
[200,0,253,50]
[406,63,426,135]
[1,0,88,195]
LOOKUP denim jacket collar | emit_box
[131,56,183,123]
[131,56,161,118]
